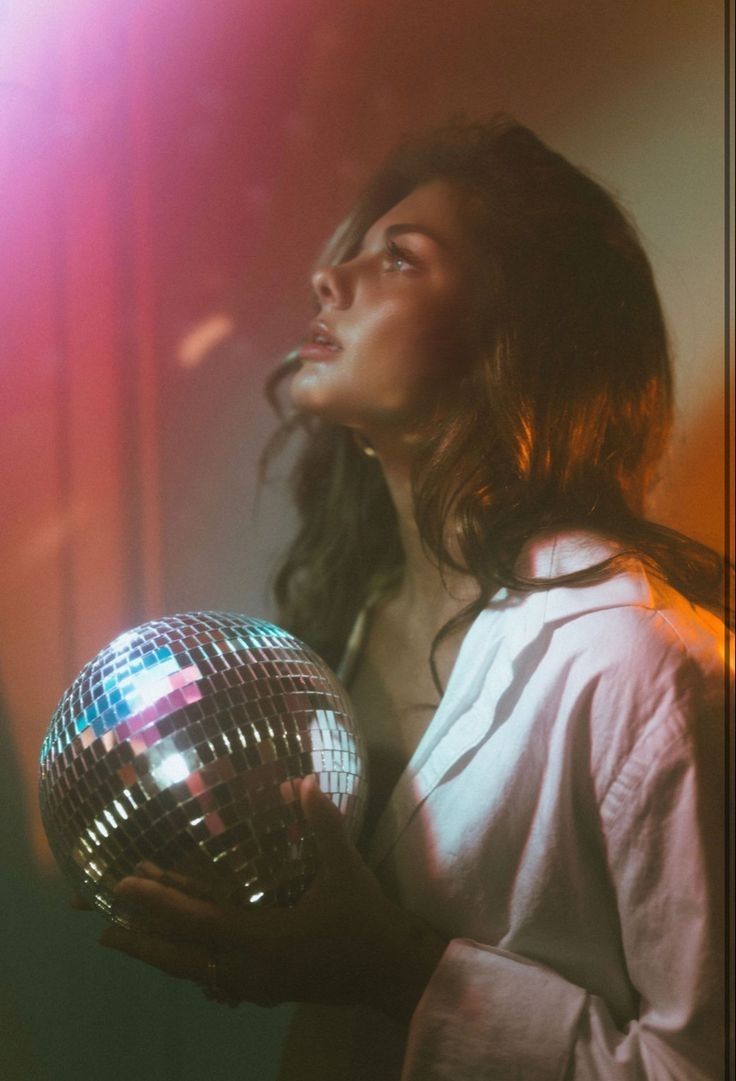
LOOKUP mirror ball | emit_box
[39,612,368,927]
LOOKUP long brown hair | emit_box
[262,114,728,686]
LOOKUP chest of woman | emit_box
[347,622,463,848]
[352,658,432,800]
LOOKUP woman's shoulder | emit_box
[499,531,730,791]
[508,528,729,682]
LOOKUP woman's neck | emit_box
[369,437,479,620]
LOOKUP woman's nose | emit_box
[310,264,349,310]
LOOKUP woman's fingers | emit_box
[100,926,282,1008]
[117,871,315,949]
[101,926,208,983]
[133,860,216,901]
[299,775,353,871]
[114,875,290,946]
[70,861,217,918]
[114,876,229,943]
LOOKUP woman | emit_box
[99,116,729,1079]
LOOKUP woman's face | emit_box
[289,179,478,440]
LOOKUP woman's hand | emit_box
[95,775,447,1022]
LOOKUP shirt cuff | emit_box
[401,938,588,1081]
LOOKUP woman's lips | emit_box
[297,318,343,359]
[297,340,343,360]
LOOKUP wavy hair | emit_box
[262,115,728,685]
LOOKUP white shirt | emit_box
[277,532,729,1080]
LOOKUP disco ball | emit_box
[39,612,367,927]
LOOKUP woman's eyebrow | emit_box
[358,222,450,252]
[384,222,449,248]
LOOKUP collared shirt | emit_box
[277,532,729,1080]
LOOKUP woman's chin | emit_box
[288,373,351,424]
[289,365,327,408]
[288,367,426,437]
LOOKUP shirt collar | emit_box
[509,530,659,629]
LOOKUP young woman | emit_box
[99,116,729,1079]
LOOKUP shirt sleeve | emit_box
[399,663,726,1081]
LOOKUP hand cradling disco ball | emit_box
[39,612,368,927]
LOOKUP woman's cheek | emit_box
[288,296,462,424]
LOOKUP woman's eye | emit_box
[383,240,415,272]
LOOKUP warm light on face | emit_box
[289,179,473,439]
